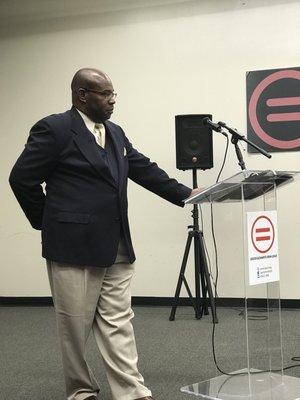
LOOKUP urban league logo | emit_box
[247,67,300,153]
[251,215,275,254]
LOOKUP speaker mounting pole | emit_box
[169,168,218,323]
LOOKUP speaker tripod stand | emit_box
[169,169,218,323]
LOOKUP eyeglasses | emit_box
[81,88,117,100]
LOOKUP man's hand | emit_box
[188,187,205,198]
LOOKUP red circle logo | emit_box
[248,69,300,149]
[251,215,275,254]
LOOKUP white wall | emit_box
[1,0,299,298]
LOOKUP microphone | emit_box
[203,117,222,132]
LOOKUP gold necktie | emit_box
[94,123,105,148]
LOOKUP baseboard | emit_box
[132,297,300,308]
[0,296,299,308]
[0,297,54,306]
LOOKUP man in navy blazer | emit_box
[9,68,197,400]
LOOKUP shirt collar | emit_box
[76,108,97,134]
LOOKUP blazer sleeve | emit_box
[9,119,60,230]
[125,135,192,207]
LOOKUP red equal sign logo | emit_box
[266,96,300,122]
[251,216,275,254]
[255,227,271,241]
[248,69,300,150]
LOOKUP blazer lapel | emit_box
[70,108,117,189]
[105,121,125,193]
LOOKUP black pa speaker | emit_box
[175,114,213,170]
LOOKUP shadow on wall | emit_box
[0,0,299,38]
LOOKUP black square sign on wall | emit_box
[247,67,300,153]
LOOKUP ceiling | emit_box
[0,0,191,24]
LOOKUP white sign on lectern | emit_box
[247,210,279,285]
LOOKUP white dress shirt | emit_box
[76,108,106,148]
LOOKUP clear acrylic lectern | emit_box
[181,170,300,400]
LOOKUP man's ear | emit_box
[78,88,87,103]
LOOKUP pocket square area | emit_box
[124,148,127,156]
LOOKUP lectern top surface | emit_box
[185,170,300,204]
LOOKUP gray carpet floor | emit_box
[1,306,299,400]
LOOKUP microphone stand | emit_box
[218,121,271,171]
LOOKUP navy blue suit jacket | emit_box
[9,107,191,267]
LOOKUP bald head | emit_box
[71,68,109,92]
[71,68,115,122]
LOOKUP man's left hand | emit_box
[188,187,205,198]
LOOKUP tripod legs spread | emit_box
[169,229,218,323]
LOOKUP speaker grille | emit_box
[175,114,213,170]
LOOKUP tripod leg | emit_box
[198,232,218,324]
[198,236,209,316]
[169,233,193,321]
[193,234,202,319]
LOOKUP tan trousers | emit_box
[46,258,152,400]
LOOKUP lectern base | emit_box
[181,369,300,400]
